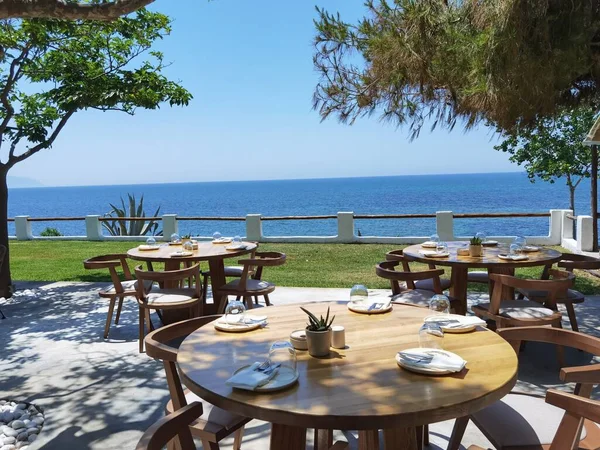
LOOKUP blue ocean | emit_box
[8,172,594,238]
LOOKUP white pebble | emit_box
[2,430,17,438]
[0,445,16,450]
[31,418,43,426]
[9,422,24,431]
[1,437,15,445]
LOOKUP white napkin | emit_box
[421,241,437,247]
[426,315,486,329]
[419,250,449,257]
[349,299,391,311]
[398,350,466,372]
[498,254,528,261]
[226,362,278,390]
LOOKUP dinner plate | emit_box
[138,244,160,251]
[498,254,528,261]
[214,320,263,333]
[421,241,437,248]
[521,245,540,252]
[213,238,232,244]
[347,301,392,314]
[419,251,450,258]
[231,365,299,392]
[170,251,193,257]
[226,244,247,251]
[423,314,486,333]
[396,348,465,375]
[482,240,499,246]
[168,241,182,246]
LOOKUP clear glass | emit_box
[513,236,527,247]
[509,243,521,256]
[268,341,298,375]
[436,241,448,254]
[183,240,194,252]
[145,237,156,246]
[213,231,222,240]
[233,235,242,244]
[350,284,369,303]
[224,300,246,325]
[430,234,440,243]
[419,323,444,349]
[170,233,181,243]
[475,231,487,242]
[429,294,450,314]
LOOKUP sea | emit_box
[8,172,594,238]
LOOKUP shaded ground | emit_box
[1,282,599,449]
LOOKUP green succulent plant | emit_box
[470,236,482,245]
[102,193,161,236]
[301,306,335,332]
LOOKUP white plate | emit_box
[419,251,450,258]
[421,241,437,248]
[138,245,160,251]
[232,365,299,392]
[396,348,465,375]
[498,254,528,261]
[347,301,392,314]
[170,251,193,258]
[214,315,267,332]
[521,245,540,252]
[482,240,499,246]
[213,238,232,244]
[225,244,247,251]
[423,314,486,333]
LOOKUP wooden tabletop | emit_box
[177,302,517,431]
[403,241,562,269]
[126,241,257,263]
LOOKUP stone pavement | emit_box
[1,282,599,450]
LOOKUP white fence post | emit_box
[85,215,103,241]
[162,214,178,241]
[436,211,453,241]
[246,214,263,241]
[577,215,594,252]
[338,212,355,243]
[562,210,574,240]
[548,209,564,245]
[15,216,32,240]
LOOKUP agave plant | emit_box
[301,306,335,332]
[102,194,161,236]
[470,236,482,245]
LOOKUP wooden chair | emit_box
[449,326,600,450]
[83,254,153,339]
[136,401,349,450]
[472,270,574,330]
[385,249,452,292]
[218,252,286,310]
[144,316,249,450]
[135,264,202,353]
[376,260,461,311]
[517,253,600,332]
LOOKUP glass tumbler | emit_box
[350,284,368,303]
[268,341,298,376]
[419,323,444,349]
[429,294,451,314]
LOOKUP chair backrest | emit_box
[547,390,600,450]
[236,251,286,290]
[136,402,202,450]
[134,264,202,305]
[488,269,574,313]
[558,253,600,271]
[83,254,132,294]
[145,316,221,411]
[375,260,445,294]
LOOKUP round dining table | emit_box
[127,241,257,315]
[177,302,518,450]
[403,241,562,315]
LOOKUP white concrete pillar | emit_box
[577,215,594,252]
[15,216,32,240]
[562,209,574,240]
[246,214,263,242]
[162,214,178,241]
[337,212,355,243]
[548,209,565,244]
[436,211,454,241]
[85,215,103,241]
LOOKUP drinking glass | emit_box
[170,233,181,244]
[146,237,156,246]
[233,235,242,245]
[183,240,194,252]
[509,243,521,256]
[350,284,368,303]
[224,300,246,325]
[419,323,444,349]
[213,231,222,240]
[513,236,527,247]
[436,241,448,254]
[475,231,487,243]
[268,341,298,375]
[429,294,450,314]
[430,234,440,243]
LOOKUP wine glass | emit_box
[430,234,440,244]
[436,241,448,254]
[224,300,246,325]
[429,294,450,314]
[513,236,527,247]
[145,237,156,246]
[350,284,368,303]
[268,341,298,376]
[183,240,194,252]
[170,233,181,244]
[419,323,444,349]
[233,235,242,245]
[213,231,222,241]
[475,231,487,243]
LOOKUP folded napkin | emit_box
[421,241,437,247]
[398,350,466,372]
[349,299,391,311]
[426,316,486,329]
[498,254,528,261]
[419,250,449,257]
[226,362,279,391]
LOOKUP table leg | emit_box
[383,427,418,450]
[488,267,515,301]
[358,430,379,450]
[449,267,468,315]
[314,429,333,450]
[208,259,228,315]
[269,423,307,450]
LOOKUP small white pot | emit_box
[305,329,332,357]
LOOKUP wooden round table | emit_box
[403,241,562,314]
[127,241,257,315]
[177,302,517,450]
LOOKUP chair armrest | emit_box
[545,389,600,423]
[560,364,600,384]
[498,327,600,354]
[136,402,203,450]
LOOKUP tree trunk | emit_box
[592,145,598,252]
[568,184,576,217]
[0,166,12,298]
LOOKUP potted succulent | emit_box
[300,306,335,357]
[469,236,483,257]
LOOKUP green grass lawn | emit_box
[9,241,600,294]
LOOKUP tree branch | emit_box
[7,109,75,168]
[0,0,155,20]
[0,44,31,137]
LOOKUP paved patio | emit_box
[1,281,599,450]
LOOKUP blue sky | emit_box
[12,0,519,187]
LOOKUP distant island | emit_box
[8,176,43,188]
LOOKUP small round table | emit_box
[177,302,517,450]
[403,241,562,314]
[127,241,257,315]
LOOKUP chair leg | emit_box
[138,307,145,353]
[104,297,117,339]
[202,273,210,303]
[264,294,271,306]
[564,302,579,332]
[244,296,254,310]
[201,440,220,450]
[448,416,469,450]
[416,426,423,449]
[144,309,154,334]
[114,296,125,325]
[423,424,429,446]
[553,321,565,368]
[254,296,259,305]
[233,427,245,450]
